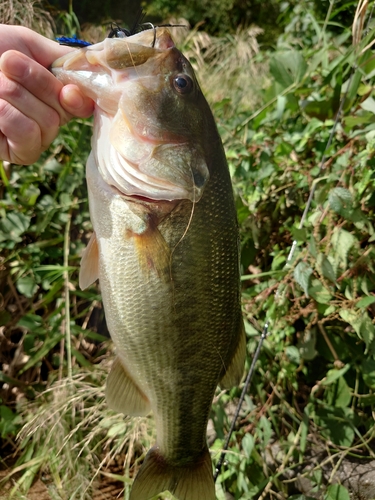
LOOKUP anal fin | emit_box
[130,446,215,500]
[79,232,99,290]
[106,356,150,416]
[220,319,246,389]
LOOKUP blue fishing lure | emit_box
[56,35,92,48]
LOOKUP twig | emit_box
[6,275,25,316]
[258,421,303,500]
[63,207,74,380]
[317,321,341,365]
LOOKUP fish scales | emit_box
[52,27,246,500]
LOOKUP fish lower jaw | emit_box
[126,193,172,203]
[106,181,185,208]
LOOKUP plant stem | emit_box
[64,211,72,380]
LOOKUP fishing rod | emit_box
[214,323,268,482]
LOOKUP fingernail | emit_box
[62,86,84,110]
[1,52,27,78]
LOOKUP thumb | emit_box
[59,84,94,121]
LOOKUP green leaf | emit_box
[328,187,353,215]
[0,212,31,243]
[71,347,93,368]
[269,51,307,89]
[291,227,307,242]
[308,280,332,304]
[259,415,272,446]
[331,228,356,269]
[16,276,38,298]
[294,261,313,296]
[324,484,350,500]
[360,96,375,114]
[317,254,336,283]
[362,359,375,389]
[340,309,375,347]
[302,98,335,120]
[357,296,375,308]
[344,68,362,112]
[242,433,254,459]
[324,376,352,408]
[0,405,21,438]
[17,314,43,331]
[19,334,63,374]
[314,407,354,447]
[321,364,350,386]
[286,345,301,365]
[107,422,127,437]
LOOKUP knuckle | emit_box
[0,74,22,101]
[0,99,17,123]
[44,107,60,129]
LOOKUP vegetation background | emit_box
[1,0,375,499]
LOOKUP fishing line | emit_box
[214,0,375,485]
[168,178,197,286]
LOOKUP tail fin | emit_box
[129,446,215,500]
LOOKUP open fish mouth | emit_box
[52,28,210,203]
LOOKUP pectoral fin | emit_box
[220,320,246,389]
[128,220,171,281]
[106,356,150,416]
[79,232,99,290]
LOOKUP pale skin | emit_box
[0,24,94,165]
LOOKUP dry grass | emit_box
[0,0,55,38]
[2,364,155,499]
[169,19,268,112]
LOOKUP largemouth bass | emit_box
[52,27,246,500]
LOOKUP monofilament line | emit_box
[214,323,268,482]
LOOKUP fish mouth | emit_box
[51,28,176,81]
[52,28,209,203]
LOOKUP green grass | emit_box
[1,1,375,499]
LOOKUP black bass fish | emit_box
[52,27,246,500]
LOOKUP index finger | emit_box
[0,24,75,66]
[0,50,70,124]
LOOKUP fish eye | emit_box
[173,74,193,94]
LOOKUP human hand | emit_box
[0,25,94,165]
